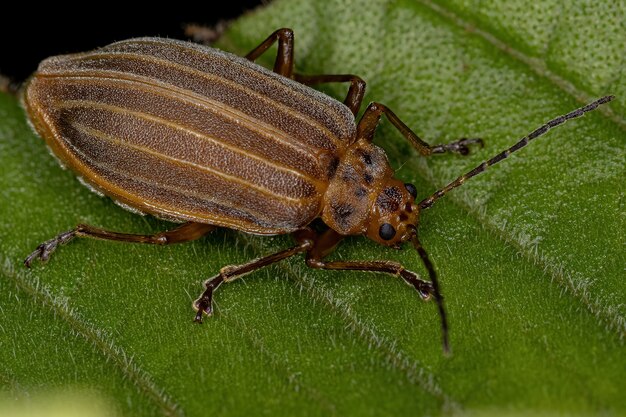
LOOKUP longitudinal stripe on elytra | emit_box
[38,71,323,163]
[40,76,325,179]
[57,99,322,187]
[80,157,294,232]
[109,37,353,139]
[62,49,346,147]
[71,122,305,204]
[64,105,319,199]
[64,125,312,230]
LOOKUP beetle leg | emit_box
[193,236,314,321]
[357,102,483,156]
[245,28,294,77]
[295,74,366,116]
[308,259,434,300]
[245,29,367,114]
[24,222,215,267]
[301,228,434,299]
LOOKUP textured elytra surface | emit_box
[25,37,355,233]
[1,1,625,416]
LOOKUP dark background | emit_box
[0,1,266,83]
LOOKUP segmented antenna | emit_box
[419,95,614,210]
[412,235,449,354]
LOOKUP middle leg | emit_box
[245,28,295,77]
[299,228,434,299]
[193,235,314,322]
[245,29,367,115]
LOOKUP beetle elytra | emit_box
[23,28,613,353]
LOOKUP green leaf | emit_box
[1,0,624,415]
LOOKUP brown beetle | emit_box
[23,28,613,352]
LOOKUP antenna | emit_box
[419,96,614,210]
[412,235,449,354]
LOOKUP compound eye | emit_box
[404,183,417,199]
[379,223,396,240]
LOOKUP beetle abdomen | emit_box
[24,38,356,234]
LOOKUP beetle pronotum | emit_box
[22,28,613,352]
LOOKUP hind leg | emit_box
[25,222,216,267]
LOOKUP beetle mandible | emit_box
[22,28,613,352]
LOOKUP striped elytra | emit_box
[24,37,355,234]
[23,29,613,353]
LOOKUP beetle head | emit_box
[321,140,421,243]
[365,178,420,247]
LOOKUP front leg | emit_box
[297,228,447,352]
[308,257,434,300]
[297,228,434,299]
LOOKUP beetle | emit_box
[22,28,613,352]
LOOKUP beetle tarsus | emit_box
[434,137,484,156]
[400,270,434,300]
[193,275,225,322]
[193,297,211,323]
[193,294,212,323]
[24,230,76,267]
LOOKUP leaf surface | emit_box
[1,1,624,415]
